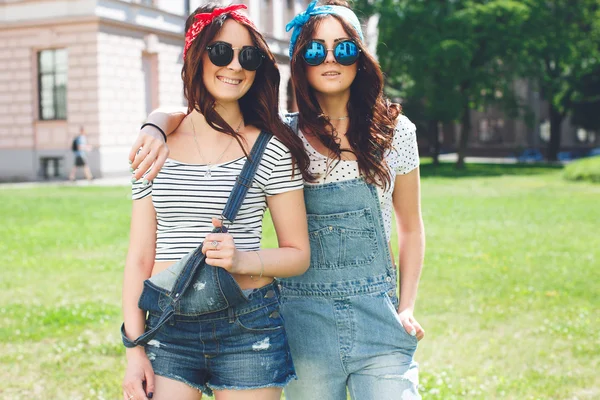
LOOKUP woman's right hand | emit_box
[122,348,155,400]
[129,126,170,182]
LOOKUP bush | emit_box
[563,156,600,183]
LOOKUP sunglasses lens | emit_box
[334,41,360,65]
[303,41,327,66]
[208,42,233,67]
[239,47,263,71]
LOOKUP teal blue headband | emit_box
[285,0,364,59]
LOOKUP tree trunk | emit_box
[429,120,440,166]
[547,104,563,161]
[457,103,471,169]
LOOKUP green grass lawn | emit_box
[1,162,598,399]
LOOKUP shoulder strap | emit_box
[286,112,299,135]
[221,130,273,224]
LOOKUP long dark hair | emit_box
[182,3,311,179]
[290,0,400,189]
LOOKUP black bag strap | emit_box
[286,112,299,135]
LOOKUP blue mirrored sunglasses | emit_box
[302,40,361,66]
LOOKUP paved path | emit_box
[438,153,519,164]
[0,175,131,189]
[438,153,567,165]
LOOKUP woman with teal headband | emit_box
[129,1,425,398]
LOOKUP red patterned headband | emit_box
[183,5,257,60]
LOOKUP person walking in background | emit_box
[68,126,93,181]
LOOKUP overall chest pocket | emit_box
[148,258,230,316]
[174,264,230,316]
[307,208,377,269]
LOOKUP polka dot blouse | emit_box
[300,115,419,240]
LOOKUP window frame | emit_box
[37,48,68,121]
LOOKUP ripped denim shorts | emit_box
[144,280,296,396]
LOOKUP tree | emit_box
[361,0,530,168]
[571,63,600,132]
[520,0,600,160]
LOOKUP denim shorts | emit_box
[144,281,296,395]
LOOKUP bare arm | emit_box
[121,197,157,399]
[202,189,310,278]
[122,197,156,344]
[254,189,311,277]
[130,107,187,181]
[392,167,426,340]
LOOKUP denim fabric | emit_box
[141,239,248,316]
[121,227,250,348]
[280,178,421,400]
[145,281,296,395]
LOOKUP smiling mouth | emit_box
[322,71,341,77]
[217,76,242,85]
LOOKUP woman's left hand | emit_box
[202,218,242,273]
[398,308,425,341]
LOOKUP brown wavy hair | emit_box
[182,3,311,179]
[290,0,400,189]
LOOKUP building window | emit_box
[576,128,597,143]
[476,118,504,144]
[38,49,67,120]
[539,120,550,142]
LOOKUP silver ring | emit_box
[128,395,134,400]
[211,240,218,249]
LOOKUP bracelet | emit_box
[141,122,167,143]
[250,251,264,281]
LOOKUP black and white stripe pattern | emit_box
[132,136,303,262]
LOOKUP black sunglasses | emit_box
[303,40,361,66]
[206,41,265,71]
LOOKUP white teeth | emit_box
[323,72,340,76]
[218,77,242,84]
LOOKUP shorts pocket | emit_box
[235,305,284,333]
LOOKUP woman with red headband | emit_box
[129,1,425,399]
[121,4,311,400]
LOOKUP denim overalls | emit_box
[280,115,420,400]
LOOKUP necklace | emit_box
[190,117,243,178]
[320,113,349,121]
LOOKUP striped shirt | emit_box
[132,135,303,262]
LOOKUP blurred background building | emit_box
[431,80,597,159]
[0,0,311,181]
